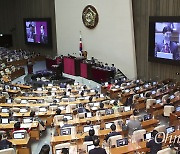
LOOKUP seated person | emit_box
[107,82,112,90]
[165,98,171,104]
[86,120,93,126]
[146,130,162,154]
[80,91,84,97]
[61,92,69,98]
[9,111,17,121]
[39,144,50,154]
[99,102,105,110]
[56,109,61,115]
[127,115,142,135]
[89,138,107,154]
[84,129,98,142]
[61,118,73,128]
[30,111,46,131]
[112,100,119,110]
[89,96,93,103]
[0,134,12,150]
[77,103,90,113]
[133,109,139,116]
[50,100,58,106]
[12,122,30,133]
[104,124,121,142]
[111,64,116,73]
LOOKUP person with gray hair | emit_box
[127,115,142,135]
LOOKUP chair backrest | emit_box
[69,97,76,102]
[0,148,15,154]
[144,91,152,97]
[11,107,20,113]
[121,83,127,87]
[49,105,58,111]
[2,92,9,99]
[93,125,100,135]
[30,107,39,112]
[146,99,156,109]
[174,91,180,97]
[102,100,110,105]
[162,94,169,103]
[157,88,163,94]
[28,100,37,104]
[14,98,21,104]
[133,94,139,103]
[55,143,70,153]
[69,104,76,110]
[132,129,146,142]
[62,98,69,102]
[108,135,122,148]
[154,125,166,133]
[45,96,53,103]
[78,113,85,119]
[97,110,106,116]
[164,105,175,117]
[157,148,171,154]
[54,115,64,123]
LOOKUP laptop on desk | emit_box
[176,106,180,112]
[144,132,153,140]
[1,118,10,124]
[105,122,114,129]
[1,108,9,113]
[166,126,175,134]
[124,106,131,112]
[39,107,47,112]
[116,138,128,147]
[23,118,32,124]
[13,132,25,139]
[87,144,95,152]
[63,114,73,120]
[144,114,152,121]
[6,99,12,104]
[105,109,114,115]
[83,125,93,132]
[60,128,71,135]
[20,108,28,113]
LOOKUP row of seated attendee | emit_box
[0,78,179,153]
[0,47,40,63]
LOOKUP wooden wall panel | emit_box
[0,0,57,57]
[132,0,180,82]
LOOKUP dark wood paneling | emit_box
[132,0,180,82]
[0,0,57,57]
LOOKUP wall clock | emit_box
[82,5,99,29]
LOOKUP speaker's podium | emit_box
[157,52,173,59]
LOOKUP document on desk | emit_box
[21,123,32,129]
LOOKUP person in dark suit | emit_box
[146,130,162,154]
[39,144,50,154]
[104,124,121,142]
[155,26,179,60]
[84,129,98,142]
[89,138,107,154]
[61,118,73,128]
[40,25,48,44]
[77,103,90,113]
[0,134,12,150]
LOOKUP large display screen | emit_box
[24,18,52,47]
[149,17,180,65]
